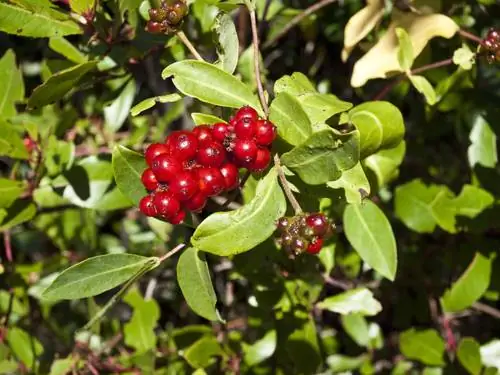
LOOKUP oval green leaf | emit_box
[191,113,226,125]
[343,200,397,281]
[104,79,136,133]
[0,50,24,119]
[191,168,286,256]
[130,93,182,117]
[112,145,148,205]
[317,288,382,316]
[213,12,239,74]
[399,329,445,366]
[457,337,482,375]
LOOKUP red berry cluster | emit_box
[146,0,188,35]
[276,213,334,255]
[481,28,500,64]
[139,106,276,224]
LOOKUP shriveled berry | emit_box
[192,125,214,146]
[149,8,166,22]
[141,168,159,191]
[166,2,187,25]
[197,142,226,167]
[306,237,323,254]
[197,167,225,197]
[169,171,198,201]
[290,238,306,253]
[167,131,198,161]
[233,139,258,164]
[185,192,207,212]
[146,21,163,34]
[306,213,329,237]
[234,106,258,122]
[219,163,239,190]
[145,143,169,166]
[139,195,157,216]
[254,120,277,146]
[248,148,271,171]
[234,118,256,139]
[170,209,186,225]
[212,123,230,143]
[151,154,182,183]
[153,191,180,219]
[281,233,293,248]
[276,217,290,232]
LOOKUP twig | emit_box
[159,243,185,262]
[459,29,483,45]
[273,154,302,214]
[3,231,12,263]
[263,0,337,49]
[176,31,204,61]
[248,8,269,116]
[323,276,351,290]
[473,302,500,319]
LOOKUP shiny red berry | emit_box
[233,139,258,164]
[139,195,157,216]
[169,171,198,201]
[167,131,198,161]
[185,192,207,212]
[306,213,329,237]
[234,118,257,140]
[145,143,169,167]
[212,123,230,143]
[219,163,239,190]
[146,21,163,34]
[234,106,258,122]
[306,237,323,254]
[248,148,271,172]
[192,125,214,146]
[153,191,180,219]
[197,142,226,167]
[197,167,225,197]
[254,120,277,146]
[151,154,182,183]
[169,209,186,225]
[141,168,159,191]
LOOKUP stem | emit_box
[159,243,185,262]
[248,8,269,116]
[3,231,12,263]
[263,0,337,49]
[459,29,483,45]
[473,302,500,319]
[176,31,204,61]
[273,154,302,214]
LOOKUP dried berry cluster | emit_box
[139,106,276,224]
[481,28,500,63]
[276,213,334,255]
[146,0,188,35]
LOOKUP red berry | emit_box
[197,167,225,197]
[167,131,198,161]
[234,106,258,122]
[169,171,198,201]
[139,195,157,216]
[305,213,329,237]
[141,168,159,191]
[145,143,169,167]
[248,148,271,172]
[153,191,180,219]
[219,163,239,190]
[233,139,258,164]
[234,118,257,140]
[192,125,214,146]
[169,209,186,225]
[23,137,36,153]
[306,237,323,254]
[212,123,230,143]
[197,142,226,167]
[184,192,207,212]
[151,154,182,183]
[254,120,277,146]
[146,21,163,34]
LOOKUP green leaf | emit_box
[243,330,277,367]
[0,122,29,159]
[364,141,406,188]
[274,72,316,96]
[42,254,159,301]
[191,168,286,256]
[191,113,226,125]
[0,2,82,38]
[183,336,223,368]
[213,12,239,74]
[6,327,43,368]
[44,135,75,177]
[396,27,414,71]
[317,288,382,316]
[298,93,353,126]
[409,75,437,105]
[268,92,312,146]
[341,314,370,347]
[454,185,494,218]
[48,37,87,64]
[457,337,482,375]
[124,288,160,354]
[0,179,25,208]
[69,0,96,14]
[281,128,359,185]
[399,328,445,366]
[0,200,37,230]
[0,50,24,119]
[326,162,370,204]
[327,354,368,372]
[49,357,74,375]
[468,115,497,168]
[112,145,148,205]
[130,93,182,116]
[28,61,97,108]
[441,252,492,313]
[395,179,457,233]
[104,79,136,133]
[343,200,397,281]
[453,44,475,70]
[162,60,262,114]
[177,247,221,321]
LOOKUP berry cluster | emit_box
[139,106,276,224]
[146,0,188,35]
[481,28,500,64]
[276,213,334,255]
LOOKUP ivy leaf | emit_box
[440,252,492,313]
[454,185,494,218]
[281,128,359,185]
[395,27,414,71]
[344,101,405,158]
[104,79,136,133]
[28,61,97,108]
[42,254,159,301]
[112,145,148,205]
[0,50,24,119]
[343,200,397,281]
[191,113,226,125]
[213,12,239,74]
[162,60,262,114]
[243,330,277,367]
[468,115,497,168]
[0,179,25,208]
[409,75,437,105]
[317,288,382,316]
[0,122,29,160]
[399,329,445,366]
[191,168,286,256]
[363,141,406,188]
[48,37,87,64]
[457,337,482,375]
[453,44,475,70]
[0,1,82,38]
[130,94,182,117]
[326,162,370,204]
[177,247,222,321]
[268,92,313,146]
